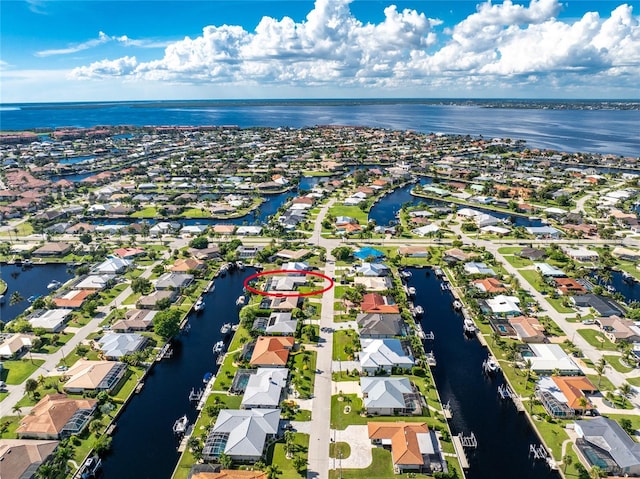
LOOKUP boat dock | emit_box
[177,425,194,453]
[156,343,173,362]
[452,432,477,469]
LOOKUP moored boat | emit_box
[212,341,225,354]
[236,295,246,306]
[483,356,500,374]
[172,415,189,435]
[194,298,205,312]
[220,323,232,334]
[414,305,424,316]
[47,280,61,290]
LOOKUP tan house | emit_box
[63,359,127,393]
[32,242,73,257]
[171,258,206,272]
[249,336,294,367]
[508,316,546,343]
[0,439,59,479]
[16,394,97,439]
[0,334,33,359]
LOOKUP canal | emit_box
[0,263,74,324]
[100,269,248,478]
[406,268,560,479]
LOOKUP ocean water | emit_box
[1,100,639,157]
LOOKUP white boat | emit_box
[220,323,232,334]
[236,295,246,306]
[219,263,229,276]
[400,270,412,278]
[231,324,239,331]
[622,271,635,283]
[212,341,225,354]
[463,318,477,335]
[606,285,616,293]
[194,298,205,312]
[483,357,500,374]
[414,305,424,316]
[173,415,189,435]
[237,261,245,270]
[47,280,61,290]
[407,287,416,297]
[453,300,463,310]
[0,295,4,304]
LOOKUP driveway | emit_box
[332,425,373,469]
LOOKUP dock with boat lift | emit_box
[452,432,476,469]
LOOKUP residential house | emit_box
[508,316,546,343]
[361,293,399,314]
[368,422,442,473]
[572,294,626,317]
[534,263,566,278]
[16,394,97,439]
[113,247,145,259]
[574,417,640,476]
[353,276,393,292]
[253,312,299,336]
[236,245,264,259]
[93,256,132,275]
[171,258,206,273]
[273,249,311,261]
[612,247,640,262]
[63,359,127,393]
[155,272,194,290]
[52,289,94,309]
[397,246,429,258]
[249,336,294,367]
[0,439,59,479]
[202,409,280,462]
[97,332,147,360]
[359,338,414,374]
[75,274,114,291]
[189,470,266,479]
[241,368,288,409]
[0,334,33,359]
[481,295,521,317]
[32,242,73,257]
[136,290,178,309]
[563,247,599,262]
[471,278,508,294]
[526,226,562,239]
[360,377,422,415]
[356,263,390,277]
[26,309,72,332]
[536,376,596,418]
[555,278,587,296]
[519,247,546,261]
[526,344,582,376]
[443,248,476,263]
[463,262,496,276]
[111,309,155,332]
[357,313,406,339]
[596,316,640,343]
[412,224,440,236]
[236,226,263,236]
[266,294,301,312]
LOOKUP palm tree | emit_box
[219,452,232,469]
[9,291,24,306]
[563,453,573,473]
[619,382,633,407]
[12,405,22,418]
[595,358,607,388]
[265,464,282,479]
[524,359,533,388]
[589,465,605,479]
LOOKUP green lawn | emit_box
[332,329,359,361]
[122,292,142,305]
[290,350,317,399]
[328,447,392,479]
[587,374,615,392]
[131,206,158,218]
[545,297,575,314]
[181,208,213,218]
[577,329,618,351]
[502,254,533,269]
[269,432,310,479]
[328,205,369,224]
[497,247,523,255]
[329,441,351,459]
[519,269,547,292]
[603,355,635,373]
[0,359,45,385]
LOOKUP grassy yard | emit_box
[328,205,369,224]
[269,432,310,479]
[0,358,45,385]
[497,246,523,255]
[181,208,213,218]
[332,329,360,361]
[577,328,618,351]
[122,291,142,305]
[545,297,575,314]
[603,354,635,373]
[290,349,317,399]
[131,206,158,218]
[519,269,546,292]
[502,254,533,269]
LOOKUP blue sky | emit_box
[1,0,639,102]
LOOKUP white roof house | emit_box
[474,213,501,228]
[353,276,393,291]
[412,224,440,236]
[562,247,599,262]
[203,409,280,462]
[27,309,72,332]
[97,333,147,359]
[359,339,414,374]
[75,274,114,290]
[464,262,496,276]
[93,256,131,275]
[241,368,288,409]
[534,263,566,277]
[483,295,521,316]
[265,312,298,335]
[528,344,581,375]
[236,226,263,236]
[360,377,417,415]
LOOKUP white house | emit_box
[359,339,414,374]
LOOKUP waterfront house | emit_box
[361,293,399,314]
[32,242,73,257]
[525,226,562,239]
[155,272,194,290]
[26,308,72,332]
[562,247,599,262]
[0,334,33,359]
[136,290,178,309]
[113,247,145,259]
[189,470,267,479]
[181,225,209,236]
[526,344,581,376]
[471,278,508,294]
[353,276,393,292]
[16,394,97,439]
[273,248,312,261]
[554,278,587,296]
[93,256,132,275]
[443,248,476,263]
[236,226,263,236]
[52,289,94,309]
[266,294,301,312]
[534,262,566,278]
[236,245,264,259]
[397,246,429,258]
[357,313,406,339]
[0,439,59,479]
[202,409,280,462]
[571,294,626,317]
[595,316,640,343]
[519,247,546,261]
[359,338,414,374]
[171,258,206,272]
[74,274,114,291]
[481,295,521,317]
[412,224,440,236]
[97,332,147,360]
[360,377,422,416]
[612,247,640,262]
[536,376,596,418]
[356,262,390,277]
[111,309,156,332]
[282,261,311,274]
[212,224,237,235]
[63,359,127,393]
[574,417,640,476]
[354,247,385,261]
[249,336,294,367]
[463,262,496,276]
[267,276,307,292]
[241,368,288,409]
[368,422,442,473]
[253,312,298,336]
[507,316,546,343]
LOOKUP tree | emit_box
[619,382,633,407]
[9,291,24,306]
[620,417,635,436]
[79,232,93,245]
[589,465,605,479]
[595,358,607,388]
[331,246,353,261]
[25,378,38,398]
[524,358,533,388]
[153,308,182,339]
[219,452,232,469]
[189,235,209,249]
[93,435,112,455]
[265,464,282,479]
[563,454,573,473]
[293,455,307,473]
[131,277,152,294]
[12,405,22,417]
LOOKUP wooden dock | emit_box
[452,435,470,469]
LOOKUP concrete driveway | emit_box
[332,425,373,469]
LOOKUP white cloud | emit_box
[36,31,169,57]
[66,0,640,94]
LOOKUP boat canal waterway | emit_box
[100,269,248,478]
[0,263,74,323]
[406,268,560,479]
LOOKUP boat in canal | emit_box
[203,372,213,384]
[236,295,246,306]
[220,322,232,334]
[194,298,205,312]
[47,279,61,290]
[622,271,636,283]
[172,415,189,435]
[483,356,500,374]
[212,341,225,354]
[463,318,477,336]
[414,305,424,317]
[453,300,463,310]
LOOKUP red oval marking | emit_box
[243,269,334,298]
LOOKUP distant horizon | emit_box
[2,97,639,107]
